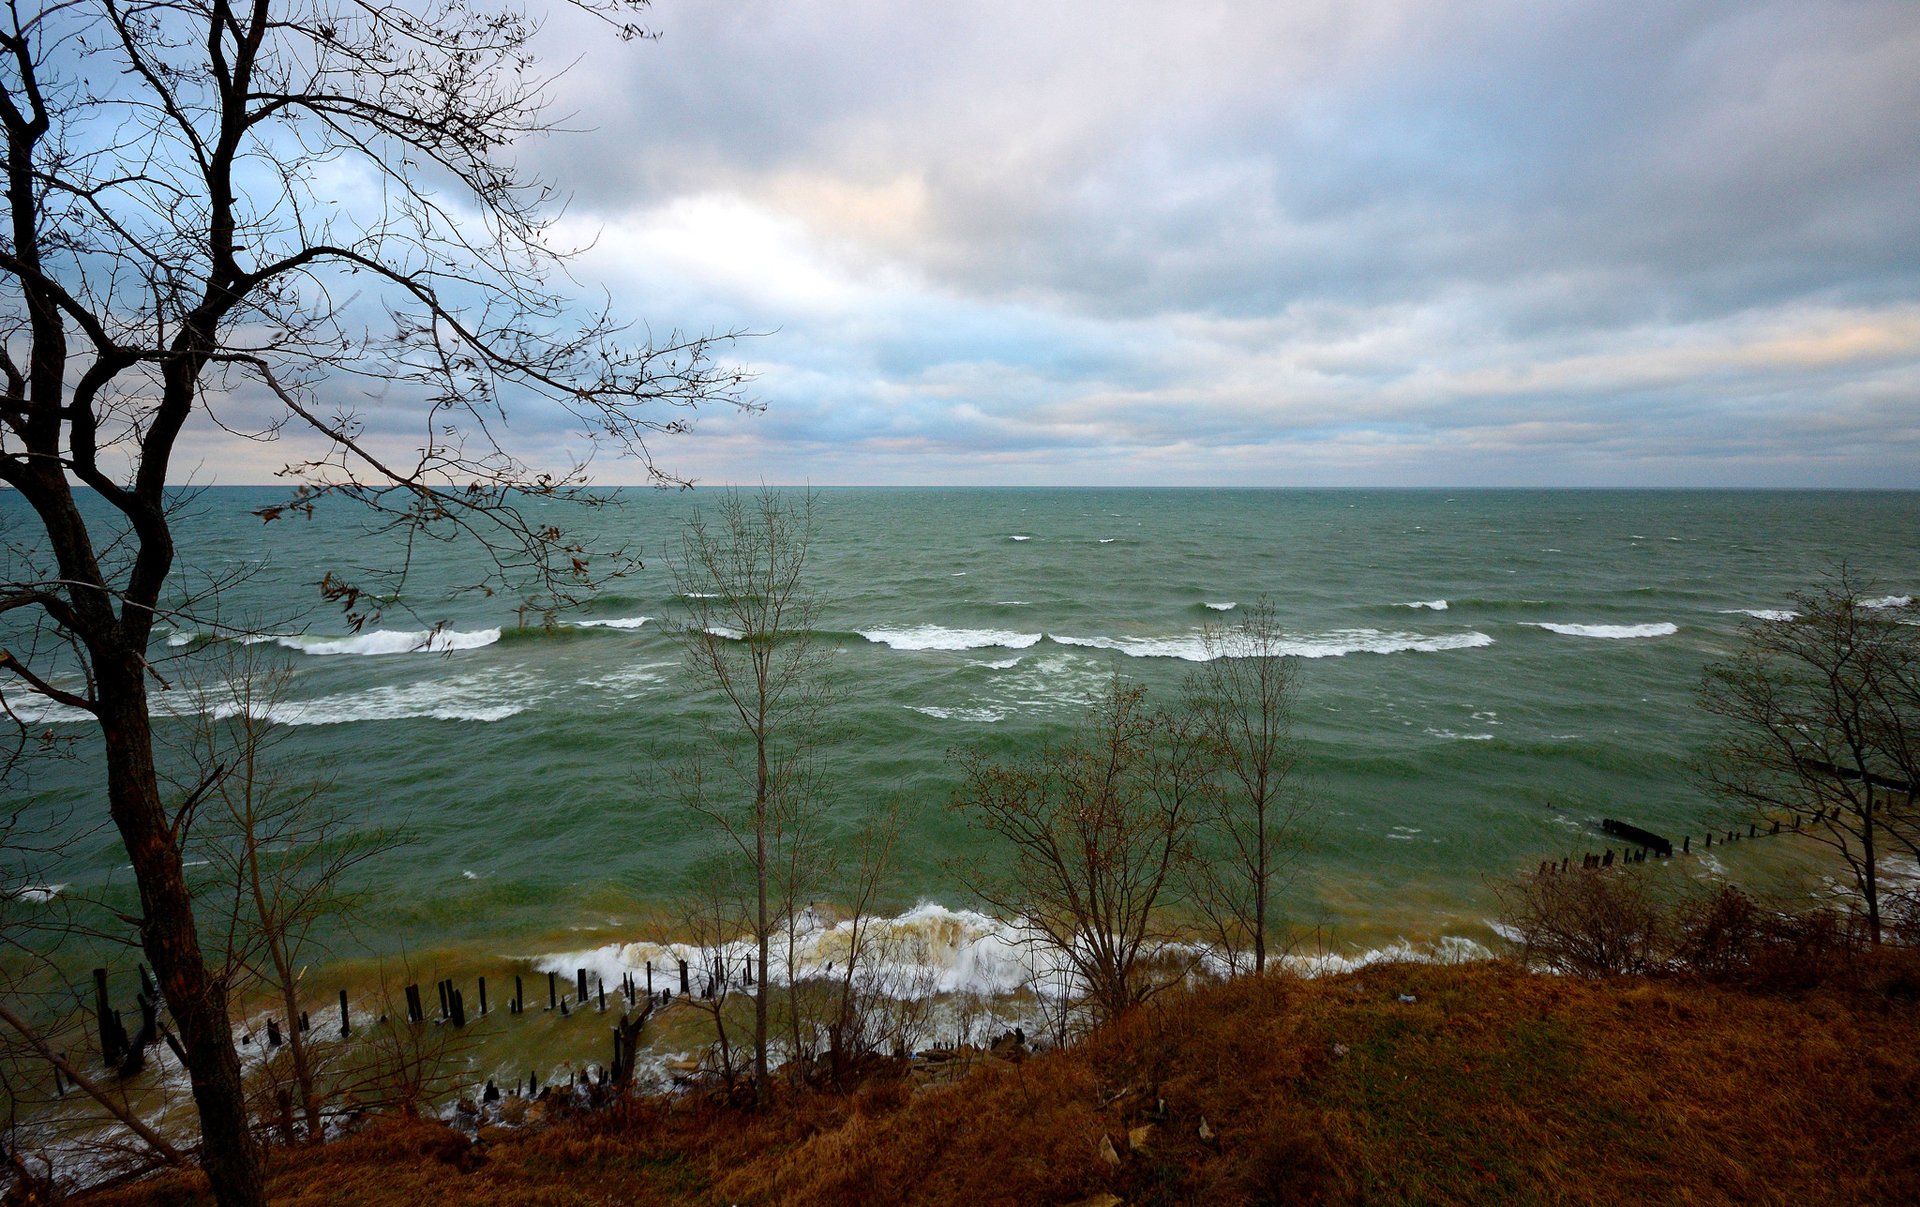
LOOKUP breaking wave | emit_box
[860,627,1044,652]
[1049,628,1493,661]
[1523,622,1677,639]
[264,628,502,656]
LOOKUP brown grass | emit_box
[77,955,1920,1207]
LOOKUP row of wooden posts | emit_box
[1535,809,1842,877]
[75,955,761,1089]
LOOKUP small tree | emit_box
[1182,597,1311,975]
[173,649,399,1143]
[1700,572,1920,943]
[950,678,1205,1024]
[1494,866,1666,977]
[672,489,829,1100]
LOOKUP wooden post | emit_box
[92,968,127,1069]
[678,959,689,995]
[266,1018,282,1049]
[598,976,606,1013]
[478,976,488,1016]
[451,988,467,1028]
[339,989,350,1037]
[299,1010,309,1033]
[576,968,588,1004]
[746,955,755,986]
[276,1087,295,1146]
[1683,835,1690,854]
[548,971,558,1012]
[646,961,653,996]
[515,974,524,1014]
[438,979,450,1021]
[529,1071,538,1096]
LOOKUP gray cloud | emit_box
[180,0,1920,485]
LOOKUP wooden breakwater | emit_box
[1531,809,1842,876]
[66,952,766,1108]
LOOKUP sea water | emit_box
[6,487,1919,982]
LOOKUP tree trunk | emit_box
[99,668,266,1207]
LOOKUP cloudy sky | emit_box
[229,0,1920,486]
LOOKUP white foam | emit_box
[9,884,66,903]
[1401,600,1449,611]
[269,627,501,656]
[1204,601,1237,611]
[702,625,745,641]
[566,615,651,630]
[1008,535,1032,542]
[2,695,95,724]
[908,705,1008,723]
[185,671,537,726]
[1050,628,1494,662]
[859,626,1043,652]
[535,903,1063,1001]
[1283,935,1494,976]
[1862,595,1913,610]
[980,656,1023,670]
[1720,609,1796,621]
[1524,622,1676,639]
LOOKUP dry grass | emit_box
[76,955,1920,1207]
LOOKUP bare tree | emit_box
[1700,571,1920,943]
[1182,597,1310,975]
[950,677,1205,1024]
[0,1,746,1200]
[672,489,829,1101]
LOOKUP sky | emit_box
[211,0,1920,487]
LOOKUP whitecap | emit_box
[980,656,1023,670]
[1861,595,1913,610]
[536,902,1164,1003]
[237,678,529,725]
[1523,622,1677,639]
[908,705,1008,723]
[1204,601,1237,611]
[269,627,501,656]
[566,615,651,630]
[1098,538,1117,544]
[702,625,745,641]
[859,626,1043,652]
[1008,535,1032,542]
[1050,628,1493,661]
[1401,600,1449,611]
[9,884,66,904]
[1719,608,1796,621]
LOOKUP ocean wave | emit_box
[1862,595,1913,610]
[1050,628,1494,661]
[221,675,532,725]
[1203,601,1237,612]
[266,627,502,656]
[565,615,652,630]
[1400,600,1449,611]
[979,656,1024,670]
[3,695,95,725]
[908,705,1008,723]
[1719,608,1796,621]
[8,884,66,904]
[536,903,1058,1001]
[1524,622,1677,639]
[1008,535,1032,542]
[859,626,1044,652]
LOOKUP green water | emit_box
[7,488,1919,963]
